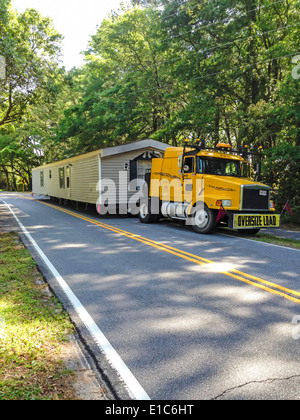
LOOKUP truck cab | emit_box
[139,141,280,234]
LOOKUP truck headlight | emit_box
[222,200,232,207]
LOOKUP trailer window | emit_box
[137,160,152,180]
[133,159,151,190]
[59,167,65,188]
[40,171,44,188]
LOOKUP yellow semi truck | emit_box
[138,141,280,234]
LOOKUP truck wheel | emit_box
[138,199,159,224]
[189,203,216,234]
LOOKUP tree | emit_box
[0,131,41,190]
[56,6,187,152]
[0,68,83,189]
[158,0,299,147]
[2,0,298,222]
[0,0,64,190]
[0,1,63,129]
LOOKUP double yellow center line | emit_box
[30,199,300,306]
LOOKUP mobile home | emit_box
[32,139,168,211]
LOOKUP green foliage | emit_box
[262,143,300,223]
[56,6,181,154]
[0,1,63,128]
[0,0,65,189]
[54,0,299,220]
[0,0,299,223]
[56,0,299,146]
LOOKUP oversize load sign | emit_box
[234,214,280,229]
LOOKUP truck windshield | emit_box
[197,156,247,178]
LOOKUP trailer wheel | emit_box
[189,203,216,234]
[138,199,159,223]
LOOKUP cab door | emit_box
[182,156,196,205]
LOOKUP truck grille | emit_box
[241,186,269,211]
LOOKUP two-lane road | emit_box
[1,192,300,400]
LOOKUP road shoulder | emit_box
[0,201,111,400]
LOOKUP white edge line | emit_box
[0,199,150,401]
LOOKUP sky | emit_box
[11,0,126,70]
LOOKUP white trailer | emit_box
[32,139,168,211]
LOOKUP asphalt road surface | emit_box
[1,192,300,400]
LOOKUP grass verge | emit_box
[253,233,300,249]
[0,231,77,400]
[217,227,300,249]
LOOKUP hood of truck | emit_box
[204,174,268,190]
[202,175,269,209]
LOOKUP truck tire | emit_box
[138,199,159,224]
[189,203,216,234]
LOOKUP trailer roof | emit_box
[32,139,169,171]
[100,139,169,158]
